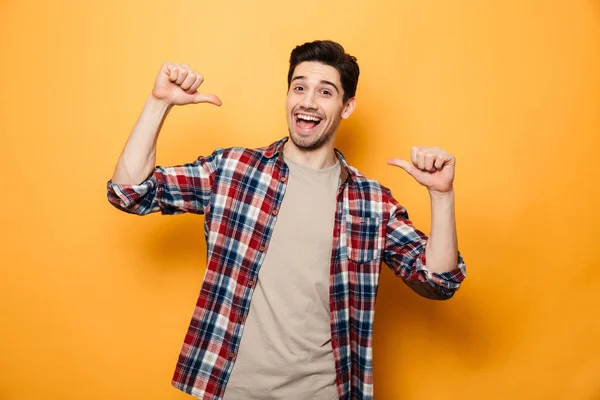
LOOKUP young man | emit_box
[107,40,466,400]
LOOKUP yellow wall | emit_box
[1,0,599,399]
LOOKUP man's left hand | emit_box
[387,147,455,194]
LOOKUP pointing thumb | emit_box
[387,158,414,174]
[191,93,222,106]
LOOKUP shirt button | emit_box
[259,245,266,252]
[248,280,255,287]
[272,209,278,216]
[238,316,244,323]
[280,176,287,182]
[228,351,235,359]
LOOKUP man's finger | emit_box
[168,66,178,82]
[434,156,447,170]
[387,158,414,173]
[425,153,436,172]
[416,150,426,170]
[191,93,222,106]
[410,147,419,166]
[175,68,188,85]
[181,72,197,91]
[187,74,205,94]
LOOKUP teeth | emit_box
[297,114,321,122]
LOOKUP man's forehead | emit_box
[292,61,341,86]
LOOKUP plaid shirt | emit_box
[107,137,466,400]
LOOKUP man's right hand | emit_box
[151,62,222,107]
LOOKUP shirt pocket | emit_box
[346,214,383,263]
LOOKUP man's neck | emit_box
[282,139,337,169]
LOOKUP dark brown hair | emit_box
[287,40,360,104]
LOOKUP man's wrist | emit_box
[147,94,173,113]
[428,187,455,202]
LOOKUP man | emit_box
[107,40,466,400]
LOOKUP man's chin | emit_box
[288,130,329,151]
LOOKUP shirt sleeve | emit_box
[382,191,466,300]
[106,149,223,216]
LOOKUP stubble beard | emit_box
[288,129,332,151]
[288,116,341,151]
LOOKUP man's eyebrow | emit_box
[291,76,340,93]
[320,80,340,92]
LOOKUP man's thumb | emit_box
[387,158,414,174]
[191,93,222,106]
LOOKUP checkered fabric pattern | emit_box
[107,137,466,400]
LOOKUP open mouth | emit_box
[295,113,323,131]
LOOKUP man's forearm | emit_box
[425,189,459,273]
[111,95,172,185]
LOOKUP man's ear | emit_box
[341,97,356,119]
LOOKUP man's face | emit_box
[286,61,355,150]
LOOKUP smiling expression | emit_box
[286,61,355,150]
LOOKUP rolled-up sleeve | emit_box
[106,149,223,216]
[382,192,466,300]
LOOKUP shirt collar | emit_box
[264,136,355,183]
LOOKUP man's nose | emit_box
[300,89,318,109]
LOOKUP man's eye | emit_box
[321,90,331,96]
[294,86,304,92]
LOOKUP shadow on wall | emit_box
[372,211,517,393]
[374,268,488,364]
[141,214,208,271]
[334,108,369,167]
[337,111,508,383]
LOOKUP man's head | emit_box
[286,40,359,151]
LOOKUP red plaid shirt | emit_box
[107,137,466,399]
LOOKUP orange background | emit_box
[1,0,599,399]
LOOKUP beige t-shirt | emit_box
[222,155,341,400]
